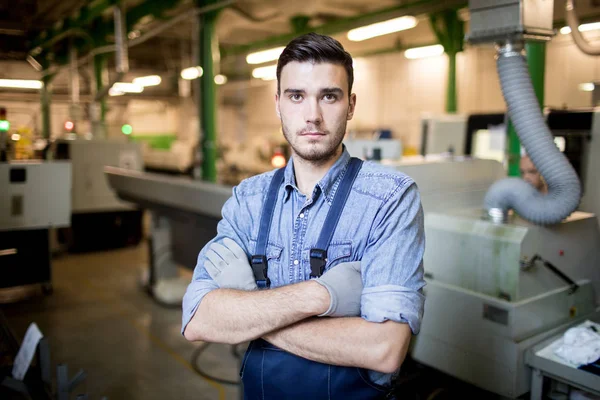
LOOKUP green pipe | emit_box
[446,51,457,113]
[199,9,219,182]
[41,58,53,142]
[526,41,546,108]
[93,54,107,121]
[506,41,546,177]
[222,0,467,58]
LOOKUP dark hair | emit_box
[276,32,354,96]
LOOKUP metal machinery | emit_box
[104,166,231,304]
[0,161,72,294]
[52,139,144,252]
[394,0,600,398]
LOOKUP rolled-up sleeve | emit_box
[360,181,426,334]
[181,186,250,335]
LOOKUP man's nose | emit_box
[305,98,322,125]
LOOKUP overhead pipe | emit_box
[39,0,235,79]
[565,0,600,56]
[95,4,129,101]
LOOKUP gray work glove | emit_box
[204,238,258,291]
[314,261,362,317]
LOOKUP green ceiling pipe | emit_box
[429,9,464,114]
[94,54,107,122]
[221,0,467,58]
[40,58,54,142]
[198,4,221,182]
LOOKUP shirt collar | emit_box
[283,146,352,205]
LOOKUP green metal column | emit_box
[506,41,546,176]
[446,51,457,113]
[94,54,107,122]
[429,9,464,114]
[40,59,53,142]
[198,5,220,182]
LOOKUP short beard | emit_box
[281,118,347,166]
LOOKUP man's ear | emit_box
[275,93,281,119]
[347,93,356,121]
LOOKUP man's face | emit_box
[275,61,356,164]
[520,155,544,191]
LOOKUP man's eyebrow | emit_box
[320,87,344,95]
[283,88,305,94]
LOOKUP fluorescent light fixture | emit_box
[347,16,417,42]
[404,44,445,59]
[112,82,144,93]
[252,64,277,80]
[109,87,125,96]
[133,75,161,87]
[11,133,20,141]
[0,79,43,89]
[579,82,595,92]
[246,47,285,64]
[560,22,600,35]
[181,66,204,80]
[214,74,227,85]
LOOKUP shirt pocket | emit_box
[325,241,353,270]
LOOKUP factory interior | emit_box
[4,0,600,399]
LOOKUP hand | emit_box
[314,261,362,317]
[204,238,257,291]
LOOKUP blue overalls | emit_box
[241,158,394,400]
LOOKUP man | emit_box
[182,32,425,399]
[520,153,547,193]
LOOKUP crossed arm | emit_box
[183,281,411,374]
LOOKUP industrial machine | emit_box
[104,166,231,304]
[52,139,144,252]
[396,0,600,398]
[0,161,72,294]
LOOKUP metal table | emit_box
[526,320,600,400]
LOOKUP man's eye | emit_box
[323,94,337,102]
[290,94,302,101]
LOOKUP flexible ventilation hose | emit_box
[484,45,582,225]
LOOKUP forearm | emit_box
[184,280,329,344]
[263,318,411,374]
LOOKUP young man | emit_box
[182,33,425,399]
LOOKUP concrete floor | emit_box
[1,241,240,400]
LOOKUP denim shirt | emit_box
[182,147,426,386]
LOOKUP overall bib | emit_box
[241,158,394,400]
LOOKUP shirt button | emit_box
[294,260,299,265]
[299,213,305,219]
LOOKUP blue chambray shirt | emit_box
[182,146,426,386]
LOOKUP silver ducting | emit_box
[94,4,129,101]
[483,45,582,225]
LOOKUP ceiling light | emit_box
[0,79,43,89]
[579,82,595,92]
[111,82,144,93]
[347,16,417,42]
[560,22,600,35]
[133,75,161,87]
[404,44,445,59]
[181,66,203,80]
[252,64,277,80]
[214,74,227,85]
[11,133,20,141]
[246,47,285,65]
[109,88,125,96]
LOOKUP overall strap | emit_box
[310,157,363,278]
[251,167,285,288]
